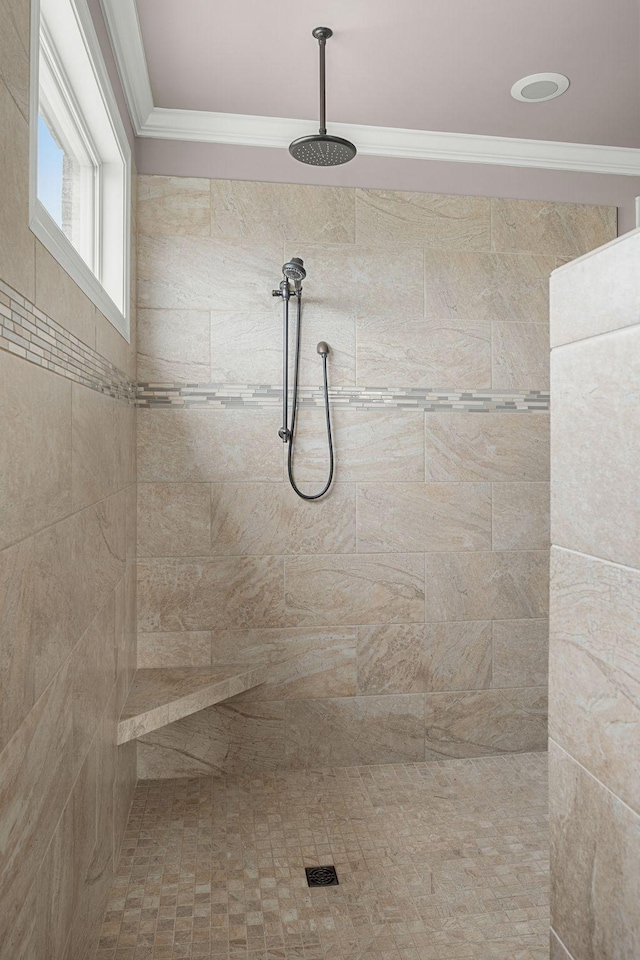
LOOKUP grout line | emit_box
[549,738,640,820]
[550,929,579,960]
[552,543,640,576]
[551,317,640,353]
[0,481,135,553]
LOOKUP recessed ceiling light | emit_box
[511,73,570,103]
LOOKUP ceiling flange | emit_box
[312,27,333,41]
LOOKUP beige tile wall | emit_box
[549,229,640,959]
[135,175,616,779]
[0,28,137,957]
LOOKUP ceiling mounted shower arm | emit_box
[288,27,355,166]
[313,26,332,136]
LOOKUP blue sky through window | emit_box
[37,114,64,227]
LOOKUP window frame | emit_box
[29,0,131,341]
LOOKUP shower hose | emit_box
[287,292,334,501]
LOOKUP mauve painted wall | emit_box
[136,139,640,235]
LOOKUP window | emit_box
[30,0,131,338]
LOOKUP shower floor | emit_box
[96,753,549,960]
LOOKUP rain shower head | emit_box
[282,258,306,284]
[289,135,357,167]
[289,27,356,167]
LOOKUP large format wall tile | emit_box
[0,114,137,960]
[0,78,35,300]
[550,230,640,347]
[356,482,491,553]
[286,695,425,766]
[210,311,281,384]
[296,242,424,318]
[138,482,212,557]
[137,175,211,237]
[357,622,492,694]
[113,738,137,864]
[35,242,96,348]
[211,481,356,555]
[137,409,283,482]
[491,322,550,389]
[137,308,210,383]
[491,198,617,258]
[424,250,554,323]
[137,631,212,668]
[492,482,550,550]
[70,740,99,916]
[285,554,425,626]
[71,597,117,777]
[552,324,640,568]
[356,317,491,388]
[96,310,135,383]
[137,556,286,632]
[212,305,356,387]
[130,176,589,783]
[210,180,355,243]
[550,930,575,960]
[137,701,287,778]
[0,663,73,951]
[0,514,90,753]
[0,538,36,751]
[425,551,549,621]
[138,235,282,311]
[424,688,548,759]
[285,300,357,387]
[0,0,30,122]
[74,494,126,635]
[0,348,71,550]
[0,861,37,960]
[291,409,424,482]
[36,798,73,960]
[210,626,357,701]
[550,546,640,814]
[492,619,549,688]
[550,741,640,960]
[71,384,117,511]
[114,403,136,492]
[425,413,549,481]
[355,190,491,249]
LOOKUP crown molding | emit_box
[101,0,640,178]
[98,0,153,131]
[142,106,640,176]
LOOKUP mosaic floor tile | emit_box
[97,753,549,959]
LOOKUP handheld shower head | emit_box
[282,258,306,285]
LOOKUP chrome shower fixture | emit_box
[282,258,306,286]
[289,27,357,167]
[272,258,335,500]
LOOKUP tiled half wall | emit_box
[549,229,640,958]
[134,176,616,779]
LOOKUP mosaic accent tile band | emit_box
[0,278,136,403]
[137,382,550,412]
[0,276,549,413]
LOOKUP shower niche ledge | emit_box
[118,658,300,744]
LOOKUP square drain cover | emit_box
[305,865,339,887]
